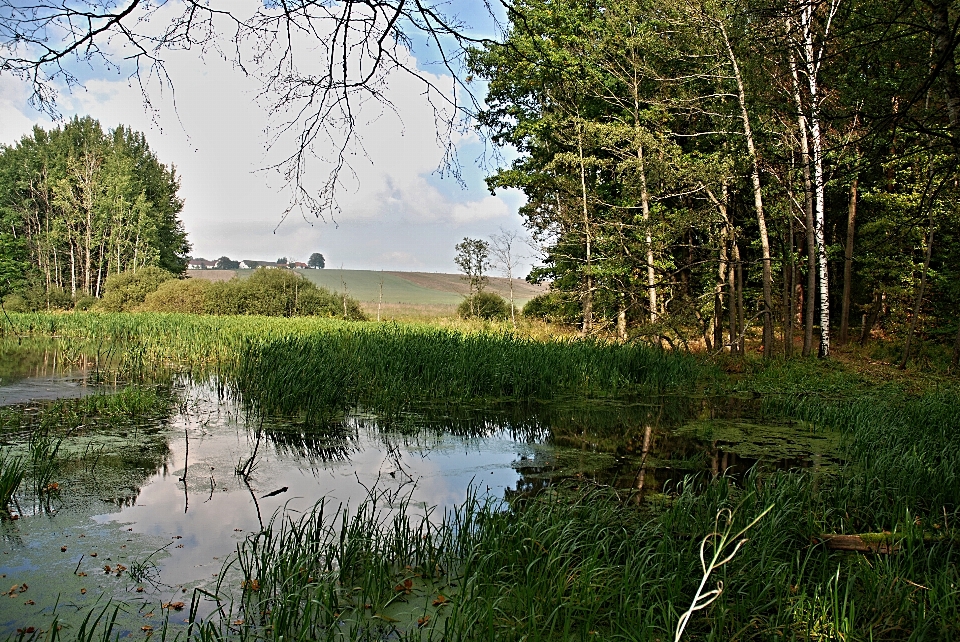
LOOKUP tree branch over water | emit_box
[0,0,508,220]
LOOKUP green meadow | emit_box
[192,269,543,307]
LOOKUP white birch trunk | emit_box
[720,22,774,357]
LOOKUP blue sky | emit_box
[0,1,532,275]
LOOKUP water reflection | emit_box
[0,368,841,636]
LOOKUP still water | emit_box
[0,365,839,636]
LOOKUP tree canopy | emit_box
[0,116,189,307]
[471,0,960,364]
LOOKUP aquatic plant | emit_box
[236,323,702,420]
[29,430,62,498]
[0,449,25,512]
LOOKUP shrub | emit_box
[1,293,30,313]
[458,291,509,320]
[522,291,580,324]
[141,278,211,314]
[97,267,177,311]
[297,286,366,319]
[156,268,368,319]
[73,295,97,311]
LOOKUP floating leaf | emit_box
[432,594,447,606]
[417,616,431,627]
[60,546,67,552]
[80,588,87,595]
[136,586,144,593]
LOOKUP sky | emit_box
[0,2,533,275]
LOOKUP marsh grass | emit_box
[29,430,62,498]
[236,324,702,421]
[170,467,959,641]
[0,449,25,511]
[5,313,960,640]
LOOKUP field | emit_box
[188,269,546,310]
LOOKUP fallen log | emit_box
[816,533,899,554]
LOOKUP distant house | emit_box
[188,258,217,270]
[289,261,308,269]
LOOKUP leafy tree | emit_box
[308,253,326,269]
[454,238,490,297]
[277,257,288,265]
[216,256,240,270]
[0,116,189,304]
[458,291,509,320]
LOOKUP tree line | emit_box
[469,0,960,365]
[0,116,189,308]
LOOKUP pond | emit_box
[0,356,840,638]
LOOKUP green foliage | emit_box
[202,268,366,318]
[1,293,30,313]
[308,252,326,269]
[215,256,240,270]
[73,295,97,311]
[454,237,490,296]
[522,291,580,324]
[132,268,366,318]
[97,267,177,312]
[0,449,25,511]
[140,278,211,314]
[0,116,190,305]
[457,291,509,320]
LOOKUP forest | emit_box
[0,116,189,308]
[470,0,960,364]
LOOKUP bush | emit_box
[73,295,97,311]
[97,267,177,311]
[1,293,30,313]
[522,291,580,324]
[2,285,73,312]
[458,291,509,320]
[142,268,367,319]
[141,278,211,314]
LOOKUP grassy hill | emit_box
[189,269,546,307]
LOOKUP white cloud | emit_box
[0,8,530,273]
[451,196,510,223]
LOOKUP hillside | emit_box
[188,269,547,307]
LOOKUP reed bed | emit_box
[1,312,703,414]
[180,469,960,641]
[5,312,960,640]
[236,325,701,420]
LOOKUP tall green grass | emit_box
[235,324,702,419]
[183,471,959,641]
[0,449,24,512]
[1,312,704,414]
